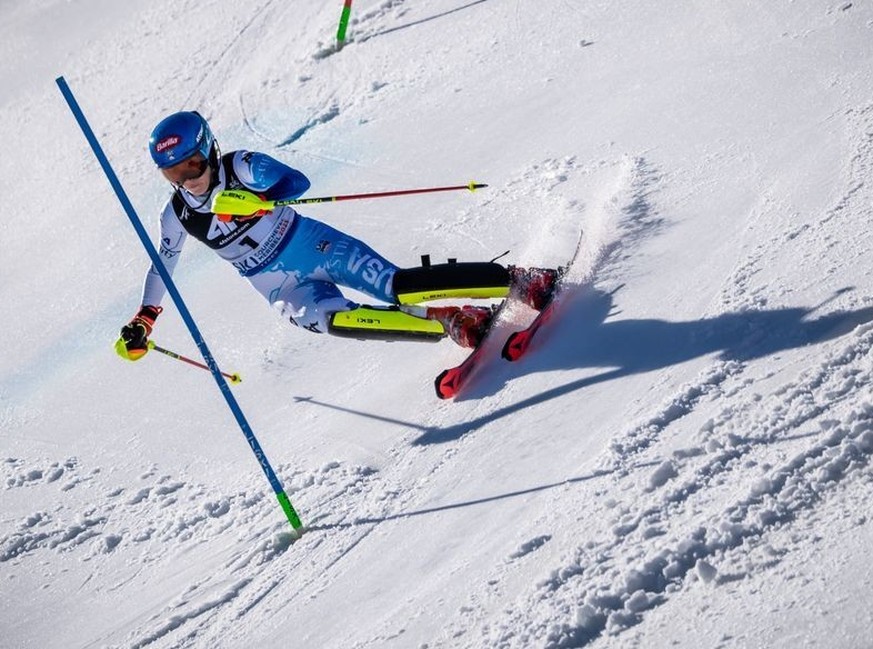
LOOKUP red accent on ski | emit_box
[501,328,532,361]
[501,300,559,361]
[434,301,509,399]
[435,343,490,399]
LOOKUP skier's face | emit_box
[162,153,212,195]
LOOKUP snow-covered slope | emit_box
[3,1,873,647]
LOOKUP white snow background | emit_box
[2,1,873,647]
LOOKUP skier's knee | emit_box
[278,297,356,334]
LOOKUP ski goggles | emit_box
[161,153,209,185]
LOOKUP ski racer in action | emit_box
[117,111,557,362]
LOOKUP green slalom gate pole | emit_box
[56,77,304,535]
[336,0,353,50]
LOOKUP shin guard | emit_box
[392,260,510,305]
[329,306,445,342]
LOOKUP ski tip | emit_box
[502,331,529,362]
[435,369,457,400]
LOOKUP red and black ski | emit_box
[434,300,510,399]
[501,290,562,361]
[435,229,585,399]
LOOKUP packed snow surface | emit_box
[2,1,873,647]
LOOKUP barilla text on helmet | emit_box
[155,135,181,153]
[157,124,204,158]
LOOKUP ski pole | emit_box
[149,341,242,384]
[213,181,488,217]
[336,0,353,50]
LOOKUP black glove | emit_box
[117,305,162,360]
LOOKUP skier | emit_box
[117,111,556,361]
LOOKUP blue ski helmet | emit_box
[149,111,215,169]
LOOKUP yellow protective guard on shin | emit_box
[394,285,510,306]
[329,306,445,341]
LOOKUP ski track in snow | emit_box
[91,153,669,647]
[714,101,873,317]
[0,457,383,647]
[474,100,873,648]
[319,152,675,645]
[6,1,873,647]
[0,440,478,648]
[480,319,873,648]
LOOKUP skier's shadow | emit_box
[296,287,873,445]
[514,284,871,373]
[411,285,873,444]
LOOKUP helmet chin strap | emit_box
[208,140,221,171]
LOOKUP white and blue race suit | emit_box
[141,150,399,333]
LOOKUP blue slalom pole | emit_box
[56,76,304,534]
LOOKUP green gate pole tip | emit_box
[336,0,353,49]
[277,491,304,533]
